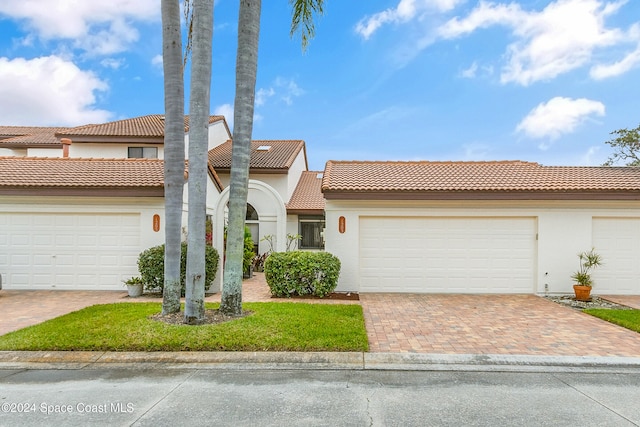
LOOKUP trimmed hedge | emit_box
[264,251,341,298]
[137,242,219,294]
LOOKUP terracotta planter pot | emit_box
[573,285,592,302]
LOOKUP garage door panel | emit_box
[360,217,536,293]
[593,218,640,294]
[0,212,141,290]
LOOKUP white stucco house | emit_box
[2,114,640,296]
[0,115,322,291]
[322,160,640,295]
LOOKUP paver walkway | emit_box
[2,274,640,357]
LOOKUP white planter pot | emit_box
[127,283,143,297]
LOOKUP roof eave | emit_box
[213,167,290,175]
[286,208,325,215]
[321,190,640,201]
[0,187,165,197]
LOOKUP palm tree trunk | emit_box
[184,0,213,324]
[220,0,261,316]
[161,0,185,315]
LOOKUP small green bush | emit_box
[264,251,341,298]
[243,226,255,275]
[137,242,219,294]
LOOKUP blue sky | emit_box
[1,0,639,171]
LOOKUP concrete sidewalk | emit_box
[2,350,640,373]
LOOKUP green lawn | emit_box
[0,302,369,352]
[584,309,640,333]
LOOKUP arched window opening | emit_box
[245,203,259,253]
[246,203,259,221]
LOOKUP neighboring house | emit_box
[0,115,320,292]
[0,126,70,157]
[322,160,640,295]
[0,115,228,290]
[0,157,167,290]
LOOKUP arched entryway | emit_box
[211,180,287,291]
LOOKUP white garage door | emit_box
[0,212,141,290]
[592,217,640,295]
[359,217,536,293]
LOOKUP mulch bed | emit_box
[272,292,359,301]
[545,295,633,310]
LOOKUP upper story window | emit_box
[128,147,158,159]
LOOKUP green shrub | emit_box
[137,242,219,294]
[264,251,341,298]
[243,226,255,275]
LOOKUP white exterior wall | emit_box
[0,148,27,156]
[0,196,165,289]
[324,199,640,294]
[0,196,165,248]
[68,143,165,159]
[208,121,231,149]
[27,148,62,157]
[217,174,290,203]
[180,176,222,240]
[185,121,231,158]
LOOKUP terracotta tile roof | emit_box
[0,157,165,190]
[0,126,68,147]
[208,140,306,172]
[322,161,640,200]
[57,115,225,138]
[287,171,325,213]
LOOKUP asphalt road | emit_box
[1,367,640,426]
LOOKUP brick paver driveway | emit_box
[2,274,640,357]
[361,293,640,357]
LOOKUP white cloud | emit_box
[460,61,478,78]
[275,77,304,106]
[356,0,464,39]
[214,103,234,130]
[580,146,601,165]
[590,23,640,79]
[516,97,605,143]
[255,78,305,107]
[0,0,159,55]
[100,58,125,70]
[255,87,275,106]
[438,0,630,85]
[0,56,111,126]
[151,54,163,70]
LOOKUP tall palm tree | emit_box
[184,0,214,324]
[161,0,185,315]
[219,0,260,315]
[290,0,325,51]
[220,0,325,315]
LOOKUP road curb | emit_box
[2,351,640,372]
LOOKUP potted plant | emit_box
[123,276,144,297]
[570,248,603,301]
